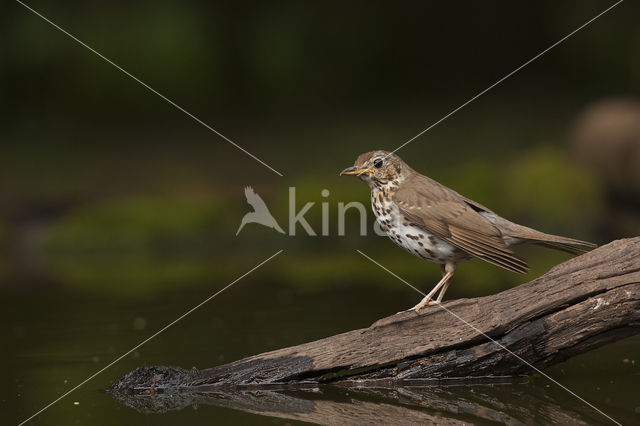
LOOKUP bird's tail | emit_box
[530,236,597,255]
[508,226,597,255]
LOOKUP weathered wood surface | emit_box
[110,237,640,394]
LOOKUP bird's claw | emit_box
[409,299,441,313]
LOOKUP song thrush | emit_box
[340,150,596,312]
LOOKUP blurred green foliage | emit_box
[1,0,635,298]
[42,197,237,296]
[45,197,222,251]
[30,144,604,298]
[503,146,603,234]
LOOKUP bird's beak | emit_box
[340,166,374,176]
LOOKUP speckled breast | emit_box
[370,188,469,264]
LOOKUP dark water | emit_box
[4,277,639,425]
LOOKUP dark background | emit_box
[2,1,639,424]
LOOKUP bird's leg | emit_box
[430,264,447,305]
[411,263,456,312]
[435,281,451,303]
[435,263,456,303]
[410,274,451,312]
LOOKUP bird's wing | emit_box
[393,175,529,273]
[244,186,269,211]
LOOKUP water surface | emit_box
[4,278,639,425]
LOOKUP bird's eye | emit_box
[373,158,383,168]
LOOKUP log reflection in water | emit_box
[109,381,605,425]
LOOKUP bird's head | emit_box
[340,150,408,188]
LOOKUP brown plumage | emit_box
[340,150,596,312]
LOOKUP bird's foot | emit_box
[411,297,434,313]
[408,298,443,313]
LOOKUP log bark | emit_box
[109,237,640,395]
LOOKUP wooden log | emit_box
[109,237,640,394]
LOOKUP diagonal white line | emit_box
[18,249,284,426]
[388,0,624,157]
[356,249,622,426]
[15,0,284,177]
